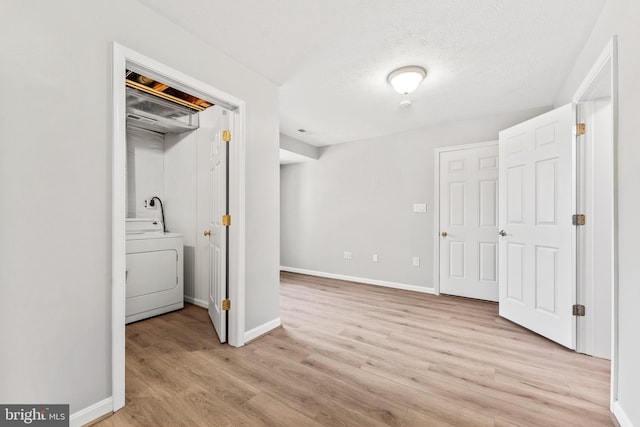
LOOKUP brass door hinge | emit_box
[572,304,585,316]
[572,214,586,226]
[222,130,231,142]
[222,215,231,226]
[574,123,586,136]
[222,299,231,311]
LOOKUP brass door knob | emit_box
[441,231,448,237]
[203,230,211,236]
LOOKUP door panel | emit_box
[449,183,465,226]
[479,180,497,227]
[479,242,497,282]
[535,158,558,224]
[498,103,575,349]
[449,242,465,278]
[507,243,524,301]
[507,166,524,223]
[439,143,499,301]
[535,245,558,314]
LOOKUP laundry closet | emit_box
[124,71,224,324]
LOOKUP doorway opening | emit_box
[111,43,247,412]
[433,36,618,413]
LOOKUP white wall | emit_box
[126,126,165,219]
[556,0,640,424]
[281,107,549,289]
[0,0,280,416]
[164,127,198,303]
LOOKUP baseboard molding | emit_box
[70,397,113,427]
[184,296,208,309]
[244,317,281,343]
[280,266,436,295]
[612,401,633,427]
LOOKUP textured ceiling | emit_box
[138,0,606,146]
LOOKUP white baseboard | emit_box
[280,266,436,295]
[70,397,112,427]
[244,317,281,343]
[612,401,633,427]
[184,296,208,308]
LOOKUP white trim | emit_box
[111,43,247,414]
[572,36,619,410]
[435,140,499,154]
[111,42,127,413]
[281,266,436,295]
[70,397,113,427]
[612,401,633,427]
[244,317,282,343]
[610,34,619,411]
[572,38,616,104]
[184,296,208,309]
[433,140,499,296]
[228,109,246,348]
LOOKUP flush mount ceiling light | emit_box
[387,66,427,94]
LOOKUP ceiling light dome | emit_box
[387,66,427,94]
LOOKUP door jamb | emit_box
[111,43,247,412]
[433,140,498,296]
[571,36,618,412]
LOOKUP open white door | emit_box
[438,142,499,301]
[498,103,576,349]
[197,107,228,343]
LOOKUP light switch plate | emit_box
[412,257,420,267]
[413,203,427,213]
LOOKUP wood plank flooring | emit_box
[95,272,611,426]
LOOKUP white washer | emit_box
[126,218,184,324]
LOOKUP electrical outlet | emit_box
[372,254,379,263]
[343,251,352,260]
[412,257,420,267]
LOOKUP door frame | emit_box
[572,37,618,413]
[433,140,498,296]
[111,43,247,411]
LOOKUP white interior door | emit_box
[439,143,499,301]
[197,107,227,343]
[498,103,576,349]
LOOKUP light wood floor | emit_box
[96,272,611,427]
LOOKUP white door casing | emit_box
[576,98,613,360]
[438,142,499,301]
[498,103,576,349]
[112,42,247,412]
